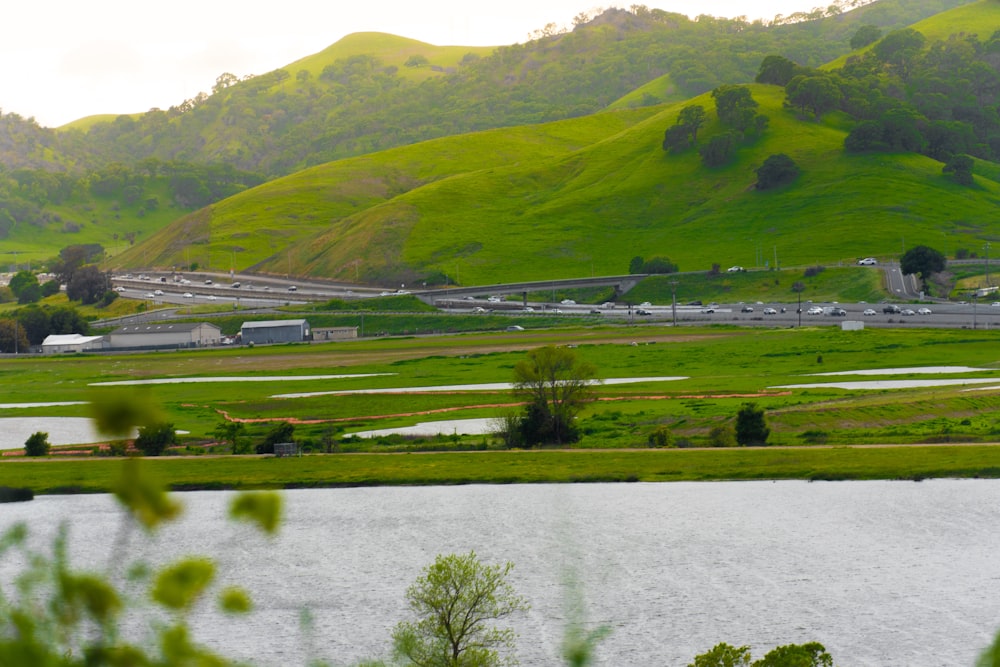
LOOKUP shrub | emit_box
[708,424,737,447]
[735,402,770,446]
[24,431,51,457]
[647,425,674,448]
[803,265,825,278]
[135,422,177,456]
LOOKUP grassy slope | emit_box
[283,32,495,84]
[825,0,1000,69]
[117,107,660,274]
[115,2,1000,286]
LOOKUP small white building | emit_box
[240,319,311,345]
[41,333,106,354]
[313,326,358,341]
[108,322,222,349]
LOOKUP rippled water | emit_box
[2,481,998,666]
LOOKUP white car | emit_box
[639,301,652,307]
[993,302,1000,307]
[472,307,487,313]
[114,286,126,292]
[560,299,576,305]
[901,309,916,316]
[143,292,155,298]
[153,289,163,296]
[727,266,744,272]
[807,306,823,315]
[863,308,877,316]
[488,296,502,303]
[182,292,194,298]
[917,307,932,315]
[858,257,878,265]
[206,295,217,300]
[763,307,777,315]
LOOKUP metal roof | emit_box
[111,322,220,335]
[240,319,309,330]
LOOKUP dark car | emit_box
[828,307,847,316]
[883,304,901,314]
[741,306,754,313]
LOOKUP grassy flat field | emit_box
[3,445,1000,495]
[2,323,999,494]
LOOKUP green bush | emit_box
[24,431,51,457]
[647,425,674,448]
[134,423,177,456]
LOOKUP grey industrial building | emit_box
[108,322,222,350]
[240,319,311,345]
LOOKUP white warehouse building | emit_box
[108,322,222,350]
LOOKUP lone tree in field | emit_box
[735,402,770,446]
[392,551,529,667]
[513,346,597,446]
[900,244,946,291]
[24,431,51,457]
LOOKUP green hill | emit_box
[113,84,1000,286]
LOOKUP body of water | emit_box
[1,480,998,666]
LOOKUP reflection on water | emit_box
[1,481,998,666]
[0,417,135,449]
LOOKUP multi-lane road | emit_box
[110,269,1000,330]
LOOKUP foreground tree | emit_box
[392,551,529,667]
[689,642,752,667]
[900,244,946,291]
[513,346,596,446]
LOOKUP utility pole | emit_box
[986,242,992,287]
[670,280,678,327]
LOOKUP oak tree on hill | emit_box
[900,245,946,290]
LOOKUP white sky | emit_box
[3,1,818,128]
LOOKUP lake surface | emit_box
[1,481,998,666]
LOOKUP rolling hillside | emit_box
[114,83,1000,286]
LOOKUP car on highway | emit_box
[883,304,902,314]
[560,299,576,305]
[917,307,932,315]
[143,292,155,298]
[206,295,217,300]
[826,307,847,316]
[183,292,194,298]
[727,266,745,272]
[522,306,535,312]
[636,309,651,316]
[858,257,878,265]
[741,306,754,313]
[639,301,652,307]
[763,307,777,315]
[863,308,877,316]
[901,308,916,316]
[993,301,1000,307]
[205,279,213,285]
[488,296,502,303]
[807,306,824,315]
[505,325,524,331]
[154,289,163,296]
[472,307,487,313]
[114,286,126,292]
[288,286,297,291]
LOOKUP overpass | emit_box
[413,275,649,306]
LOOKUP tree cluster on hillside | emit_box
[662,85,769,167]
[0,1,971,180]
[760,24,1000,181]
[0,158,263,241]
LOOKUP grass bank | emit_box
[3,446,1000,495]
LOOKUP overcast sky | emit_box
[3,1,819,127]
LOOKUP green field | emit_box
[2,323,999,495]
